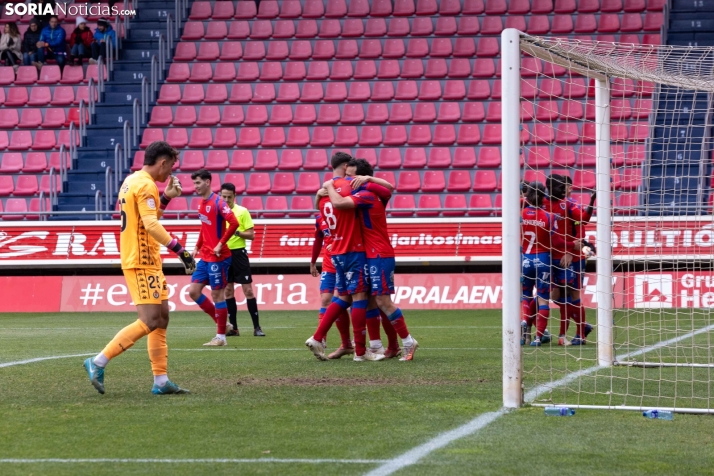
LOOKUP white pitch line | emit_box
[0,353,94,369]
[365,322,714,476]
[0,458,388,465]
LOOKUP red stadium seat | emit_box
[167,128,189,148]
[555,123,579,144]
[476,147,501,168]
[527,147,551,167]
[0,153,22,173]
[19,109,42,129]
[229,151,253,171]
[620,168,642,190]
[304,150,328,170]
[247,173,271,194]
[467,194,492,217]
[447,171,472,192]
[271,173,295,194]
[553,146,576,167]
[2,198,26,220]
[397,171,421,192]
[296,172,321,194]
[442,194,467,217]
[404,148,427,168]
[280,0,302,18]
[417,195,441,217]
[278,149,304,170]
[213,127,237,147]
[422,170,445,192]
[15,175,39,195]
[0,175,14,195]
[573,170,596,190]
[38,65,61,84]
[195,106,219,126]
[577,146,597,166]
[180,151,205,171]
[389,194,415,217]
[205,150,229,171]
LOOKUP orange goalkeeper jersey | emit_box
[118,170,162,270]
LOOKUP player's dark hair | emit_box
[143,141,178,166]
[220,182,236,194]
[526,181,547,208]
[520,180,530,195]
[49,15,59,21]
[546,174,567,200]
[330,151,352,170]
[190,168,212,182]
[348,158,373,177]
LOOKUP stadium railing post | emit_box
[501,28,523,408]
[595,78,614,367]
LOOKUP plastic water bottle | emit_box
[642,410,674,420]
[544,407,575,417]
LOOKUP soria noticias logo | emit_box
[4,2,136,17]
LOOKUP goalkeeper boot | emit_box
[520,321,531,346]
[203,337,227,346]
[530,338,542,347]
[226,327,240,337]
[558,334,572,346]
[328,345,354,359]
[541,329,552,344]
[83,357,105,395]
[305,337,328,361]
[584,323,593,338]
[399,339,419,361]
[254,328,266,337]
[571,335,586,346]
[152,380,190,395]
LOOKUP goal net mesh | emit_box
[517,35,714,412]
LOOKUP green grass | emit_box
[1,310,714,475]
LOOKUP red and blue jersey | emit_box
[314,208,336,273]
[350,187,394,259]
[543,196,591,260]
[521,206,555,255]
[196,193,239,262]
[321,177,365,256]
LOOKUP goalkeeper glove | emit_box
[167,238,196,274]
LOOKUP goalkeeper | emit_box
[83,141,196,395]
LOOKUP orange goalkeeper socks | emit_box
[101,319,151,361]
[147,328,168,376]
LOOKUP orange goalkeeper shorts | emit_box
[124,268,168,305]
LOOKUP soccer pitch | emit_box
[1,310,714,476]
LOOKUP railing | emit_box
[133,99,140,137]
[48,168,57,207]
[141,77,149,122]
[38,191,47,221]
[68,122,77,160]
[78,100,88,138]
[95,190,104,220]
[150,55,158,102]
[114,15,123,53]
[97,56,105,93]
[123,0,131,32]
[166,14,174,58]
[87,78,96,115]
[58,144,68,183]
[114,144,125,197]
[106,35,115,73]
[105,166,114,213]
[158,35,166,80]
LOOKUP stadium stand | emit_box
[20,0,669,219]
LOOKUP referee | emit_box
[220,183,265,337]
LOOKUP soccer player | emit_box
[219,182,265,337]
[305,152,384,362]
[345,158,403,358]
[83,141,196,395]
[521,182,581,346]
[187,169,239,347]
[310,209,354,359]
[325,158,417,360]
[544,175,593,345]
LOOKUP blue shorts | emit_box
[332,252,369,296]
[521,252,551,300]
[368,256,395,295]
[319,271,336,295]
[192,257,232,290]
[552,257,583,290]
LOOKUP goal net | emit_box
[501,29,714,413]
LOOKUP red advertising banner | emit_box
[0,218,712,266]
[0,272,621,313]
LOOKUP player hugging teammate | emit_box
[520,175,596,347]
[305,152,418,362]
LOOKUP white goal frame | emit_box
[501,27,615,409]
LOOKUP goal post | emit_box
[501,29,714,413]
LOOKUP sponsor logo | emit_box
[4,2,136,17]
[205,206,211,213]
[370,266,377,275]
[153,291,159,299]
[211,264,219,272]
[634,274,673,308]
[147,198,156,210]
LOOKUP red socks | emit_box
[215,301,227,334]
[314,298,349,342]
[195,294,217,323]
[366,308,381,341]
[351,300,368,356]
[558,302,568,335]
[536,305,549,338]
[522,298,537,327]
[379,310,399,350]
[569,300,586,338]
[335,309,352,348]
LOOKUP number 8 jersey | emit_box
[318,178,365,256]
[118,170,163,270]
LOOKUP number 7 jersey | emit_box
[118,170,163,270]
[521,206,555,255]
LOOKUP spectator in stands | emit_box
[22,19,41,67]
[69,16,93,66]
[91,18,115,65]
[0,22,22,70]
[37,15,66,69]
[31,0,55,30]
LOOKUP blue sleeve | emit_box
[39,29,48,43]
[48,29,65,49]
